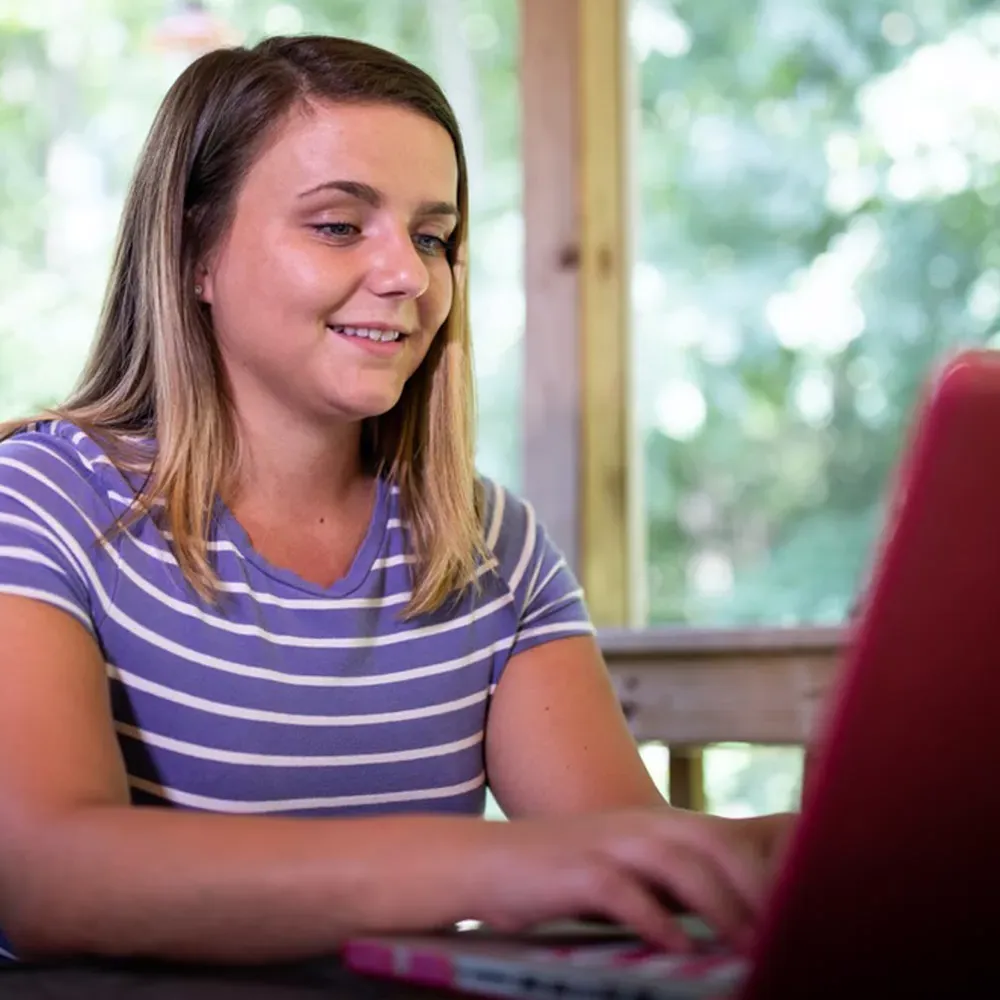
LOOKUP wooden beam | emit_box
[521,0,583,574]
[520,0,635,627]
[600,627,843,745]
[578,0,635,628]
[601,625,844,656]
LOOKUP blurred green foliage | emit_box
[635,0,1000,629]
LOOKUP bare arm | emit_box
[486,635,664,817]
[485,635,795,859]
[0,596,493,962]
[0,603,791,962]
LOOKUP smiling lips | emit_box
[328,324,405,343]
[326,324,410,356]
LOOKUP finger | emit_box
[571,862,695,954]
[665,813,769,919]
[627,843,755,949]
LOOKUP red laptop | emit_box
[344,348,1000,998]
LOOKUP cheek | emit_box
[217,233,331,310]
[422,264,455,327]
[211,261,316,358]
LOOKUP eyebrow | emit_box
[297,179,460,222]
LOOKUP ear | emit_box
[193,257,216,305]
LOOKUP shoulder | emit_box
[479,477,540,579]
[0,419,93,490]
[0,419,131,526]
[0,421,134,629]
[477,476,595,647]
[478,477,574,602]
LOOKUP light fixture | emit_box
[152,0,241,55]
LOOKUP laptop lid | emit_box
[741,348,1000,998]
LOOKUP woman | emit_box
[0,35,791,964]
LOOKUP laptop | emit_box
[342,348,1000,998]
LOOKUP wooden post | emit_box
[520,0,639,628]
[669,748,707,812]
[521,0,583,575]
[521,0,705,808]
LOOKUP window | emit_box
[634,0,1000,628]
[0,0,522,489]
[632,0,1000,813]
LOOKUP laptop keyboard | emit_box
[524,940,748,993]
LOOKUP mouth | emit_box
[326,324,409,353]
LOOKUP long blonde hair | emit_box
[1,36,484,616]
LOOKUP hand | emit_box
[466,808,780,953]
[732,811,798,879]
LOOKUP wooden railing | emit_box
[600,627,844,808]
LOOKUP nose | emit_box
[365,227,430,300]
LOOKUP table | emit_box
[0,957,443,999]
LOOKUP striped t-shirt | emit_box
[0,420,593,962]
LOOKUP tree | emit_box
[634,0,1000,627]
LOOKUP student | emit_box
[0,35,792,965]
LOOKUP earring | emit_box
[194,284,203,296]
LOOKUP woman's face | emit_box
[199,100,459,428]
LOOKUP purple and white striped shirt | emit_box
[0,420,594,962]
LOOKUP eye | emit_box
[413,233,453,256]
[312,222,359,239]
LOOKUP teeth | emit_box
[331,325,401,342]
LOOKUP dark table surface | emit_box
[0,958,446,999]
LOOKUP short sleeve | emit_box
[482,479,596,674]
[0,434,100,632]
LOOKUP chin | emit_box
[327,390,405,423]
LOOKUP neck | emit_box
[229,403,369,519]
